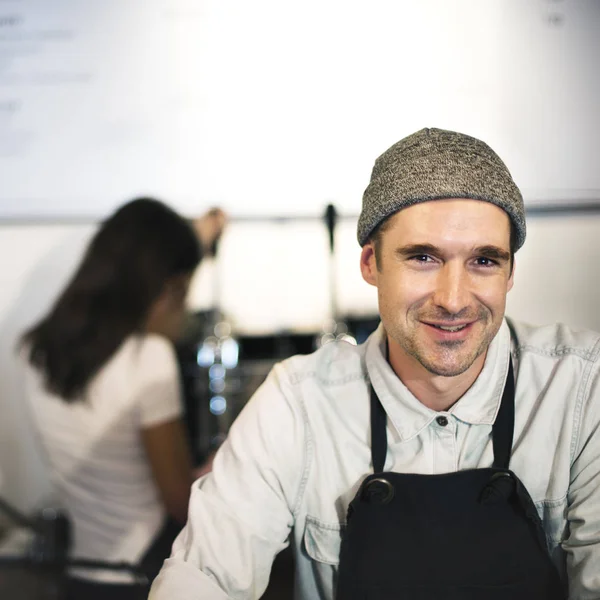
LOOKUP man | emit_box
[150,128,600,599]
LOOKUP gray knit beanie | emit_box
[357,128,526,249]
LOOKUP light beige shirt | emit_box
[151,319,600,599]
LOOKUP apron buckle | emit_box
[480,471,516,505]
[361,477,395,505]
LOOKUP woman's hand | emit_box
[193,208,227,257]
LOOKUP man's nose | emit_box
[432,263,471,315]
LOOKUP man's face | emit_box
[360,199,514,378]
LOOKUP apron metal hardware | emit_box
[361,478,395,504]
[480,470,516,505]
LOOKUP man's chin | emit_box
[422,364,472,378]
[417,351,479,378]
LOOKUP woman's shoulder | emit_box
[115,333,178,381]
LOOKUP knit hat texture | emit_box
[357,128,525,249]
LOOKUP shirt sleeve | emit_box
[564,358,600,597]
[131,335,184,428]
[149,361,308,600]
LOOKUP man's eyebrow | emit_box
[475,246,511,262]
[395,244,440,257]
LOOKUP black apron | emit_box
[336,360,565,599]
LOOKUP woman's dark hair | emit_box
[22,198,202,401]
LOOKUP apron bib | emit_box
[336,360,565,599]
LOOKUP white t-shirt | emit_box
[24,334,183,583]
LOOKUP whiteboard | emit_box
[1,0,599,219]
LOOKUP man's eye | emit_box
[411,255,432,263]
[475,257,497,267]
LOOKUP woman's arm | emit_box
[142,417,195,525]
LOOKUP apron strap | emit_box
[370,356,515,473]
[491,358,515,470]
[370,384,388,473]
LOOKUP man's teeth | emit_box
[433,324,468,332]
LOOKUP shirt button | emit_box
[436,416,449,427]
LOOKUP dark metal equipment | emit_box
[316,204,358,348]
[177,204,379,465]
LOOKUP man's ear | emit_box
[507,257,516,293]
[360,243,378,287]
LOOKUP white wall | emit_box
[505,213,600,331]
[1,0,599,217]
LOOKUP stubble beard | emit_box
[402,334,491,377]
[393,309,498,378]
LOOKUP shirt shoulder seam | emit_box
[288,370,367,386]
[513,343,599,362]
[290,389,312,518]
[570,336,600,462]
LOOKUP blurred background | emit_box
[0,0,599,597]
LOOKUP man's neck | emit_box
[387,340,486,412]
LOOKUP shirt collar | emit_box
[365,319,511,442]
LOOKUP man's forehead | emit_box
[392,198,510,221]
[384,199,511,243]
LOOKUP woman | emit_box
[21,198,223,599]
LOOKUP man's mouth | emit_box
[428,323,470,332]
[421,321,476,339]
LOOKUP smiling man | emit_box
[362,198,515,411]
[150,129,600,600]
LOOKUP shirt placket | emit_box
[432,413,457,474]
